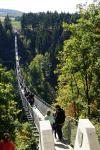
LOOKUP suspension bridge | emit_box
[15,34,100,150]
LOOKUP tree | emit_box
[0,15,15,69]
[22,54,55,104]
[15,122,37,150]
[4,15,12,33]
[56,4,100,118]
[0,65,38,149]
[0,20,5,52]
[0,65,19,140]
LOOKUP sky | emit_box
[0,0,94,13]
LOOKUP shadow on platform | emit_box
[55,143,69,149]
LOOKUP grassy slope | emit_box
[0,16,21,29]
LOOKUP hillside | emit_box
[0,8,23,17]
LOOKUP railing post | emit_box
[74,119,100,150]
[39,120,55,150]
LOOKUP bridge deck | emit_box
[32,106,73,150]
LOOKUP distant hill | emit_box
[0,8,23,17]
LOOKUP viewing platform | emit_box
[33,106,73,150]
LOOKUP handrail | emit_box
[15,34,41,132]
[34,95,55,115]
[19,85,40,130]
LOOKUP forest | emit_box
[0,3,100,149]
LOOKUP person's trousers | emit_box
[56,124,63,139]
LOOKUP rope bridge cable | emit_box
[15,34,45,132]
[15,34,55,114]
[15,33,78,147]
[15,34,41,149]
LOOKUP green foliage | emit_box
[0,65,38,149]
[0,15,15,69]
[4,15,12,32]
[22,53,55,104]
[11,20,21,29]
[18,12,79,86]
[91,119,100,143]
[0,65,19,140]
[56,4,100,118]
[15,122,37,150]
[15,12,79,107]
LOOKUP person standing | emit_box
[0,133,15,150]
[44,110,55,129]
[55,105,65,141]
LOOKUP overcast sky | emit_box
[0,0,93,13]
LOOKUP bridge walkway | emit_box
[21,86,73,150]
[15,33,76,149]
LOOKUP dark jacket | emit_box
[55,108,65,124]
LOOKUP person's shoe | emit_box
[56,139,61,142]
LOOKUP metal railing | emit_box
[19,85,40,129]
[15,35,40,130]
[62,116,78,146]
[34,95,54,116]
